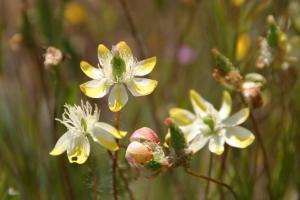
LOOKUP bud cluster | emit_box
[211,49,267,108]
[125,127,170,172]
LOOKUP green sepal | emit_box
[211,49,236,73]
[169,123,188,156]
[145,160,162,171]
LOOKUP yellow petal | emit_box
[67,137,90,164]
[134,57,156,76]
[98,44,111,66]
[116,41,132,58]
[93,122,126,139]
[80,79,110,98]
[189,89,210,117]
[91,126,119,151]
[169,108,195,125]
[126,78,158,96]
[80,61,104,79]
[49,132,69,156]
[108,84,128,112]
[219,91,232,120]
[208,136,225,155]
[225,126,255,148]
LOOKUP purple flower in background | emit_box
[177,45,196,65]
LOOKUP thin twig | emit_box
[239,93,272,199]
[185,168,237,200]
[204,153,213,200]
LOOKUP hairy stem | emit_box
[112,111,121,200]
[185,168,237,200]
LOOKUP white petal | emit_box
[222,108,250,127]
[126,78,158,96]
[134,57,156,76]
[49,132,70,156]
[189,134,210,154]
[80,79,110,98]
[92,122,127,139]
[169,108,195,126]
[208,135,225,155]
[80,61,104,79]
[67,136,90,164]
[98,44,112,66]
[219,91,232,120]
[108,84,128,112]
[91,123,119,151]
[225,126,255,148]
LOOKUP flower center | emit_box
[203,116,215,132]
[111,56,126,82]
[80,118,88,133]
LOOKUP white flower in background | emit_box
[169,90,255,155]
[50,101,126,164]
[80,41,158,112]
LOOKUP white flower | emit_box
[80,41,158,112]
[169,90,255,155]
[50,101,126,164]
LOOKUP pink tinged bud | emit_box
[125,141,153,165]
[164,118,173,126]
[130,127,159,143]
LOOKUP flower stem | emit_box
[185,168,237,200]
[204,153,213,200]
[239,93,272,198]
[112,111,121,200]
[218,147,228,200]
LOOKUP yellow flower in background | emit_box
[231,0,245,7]
[169,90,254,155]
[236,33,251,61]
[64,2,87,25]
[50,101,126,164]
[80,41,158,112]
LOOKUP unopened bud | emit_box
[244,73,266,88]
[130,127,159,143]
[125,141,153,165]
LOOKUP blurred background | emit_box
[1,0,300,199]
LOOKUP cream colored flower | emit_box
[169,90,255,155]
[80,41,158,112]
[50,101,126,164]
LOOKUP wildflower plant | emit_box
[80,41,158,112]
[168,90,255,155]
[50,101,126,164]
